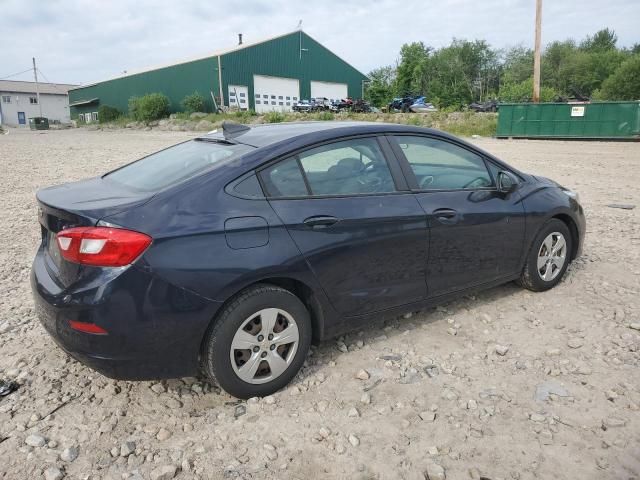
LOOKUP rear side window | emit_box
[260,157,308,197]
[393,136,493,190]
[298,138,396,195]
[105,140,252,191]
[260,137,397,197]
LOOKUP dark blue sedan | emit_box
[31,121,585,398]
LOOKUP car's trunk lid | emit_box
[36,176,153,287]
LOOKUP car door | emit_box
[388,134,526,298]
[259,135,428,317]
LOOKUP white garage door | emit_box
[310,81,348,101]
[228,84,249,110]
[253,75,300,113]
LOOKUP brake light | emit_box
[56,227,152,267]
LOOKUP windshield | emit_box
[105,140,252,192]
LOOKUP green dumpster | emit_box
[496,101,640,139]
[28,117,50,130]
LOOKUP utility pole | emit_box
[32,57,43,117]
[532,0,542,103]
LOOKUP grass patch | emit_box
[264,111,286,123]
[310,111,335,121]
[92,110,498,137]
[441,112,497,137]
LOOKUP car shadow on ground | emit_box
[198,280,526,399]
[308,281,524,360]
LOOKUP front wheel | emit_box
[518,219,572,292]
[202,284,311,398]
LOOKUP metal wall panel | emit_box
[69,56,220,117]
[497,102,640,139]
[221,32,367,110]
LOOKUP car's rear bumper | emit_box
[31,246,222,380]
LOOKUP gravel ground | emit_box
[0,127,639,480]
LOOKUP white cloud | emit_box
[1,0,638,85]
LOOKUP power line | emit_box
[36,68,68,92]
[0,68,33,80]
[37,67,73,95]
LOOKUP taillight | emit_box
[56,227,152,267]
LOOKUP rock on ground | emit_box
[150,465,177,480]
[44,467,64,480]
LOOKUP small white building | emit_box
[0,80,77,127]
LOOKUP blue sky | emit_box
[1,0,638,86]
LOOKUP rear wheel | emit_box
[518,219,572,292]
[202,284,311,398]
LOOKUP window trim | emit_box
[386,133,509,193]
[256,134,409,200]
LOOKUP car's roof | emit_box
[198,121,445,148]
[183,120,525,193]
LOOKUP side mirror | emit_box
[497,171,518,193]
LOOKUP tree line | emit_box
[365,28,640,108]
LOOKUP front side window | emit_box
[393,136,492,190]
[260,137,397,197]
[2,95,10,103]
[106,140,252,192]
[30,97,38,104]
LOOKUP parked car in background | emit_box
[469,99,499,112]
[312,97,332,111]
[292,99,313,112]
[329,98,353,113]
[389,96,418,113]
[293,98,332,112]
[32,121,585,398]
[409,97,438,113]
[350,99,372,113]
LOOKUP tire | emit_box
[202,284,312,399]
[518,219,572,292]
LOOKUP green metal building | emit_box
[68,30,368,121]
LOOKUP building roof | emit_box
[0,80,77,95]
[71,29,367,90]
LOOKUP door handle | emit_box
[303,215,339,228]
[432,208,459,224]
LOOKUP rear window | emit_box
[105,140,252,191]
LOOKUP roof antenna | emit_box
[221,120,250,140]
[296,19,302,30]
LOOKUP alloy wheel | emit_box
[537,232,567,281]
[229,308,299,384]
